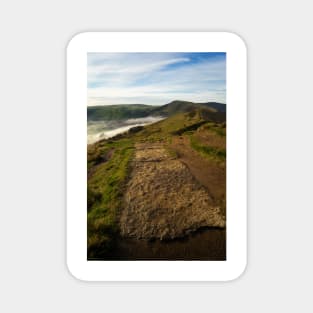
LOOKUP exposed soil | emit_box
[119,143,225,240]
[171,136,226,215]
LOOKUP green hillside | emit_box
[87,106,226,259]
[87,100,226,121]
[87,104,156,121]
[151,100,226,116]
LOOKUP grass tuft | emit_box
[87,139,134,259]
[190,135,226,164]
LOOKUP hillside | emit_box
[151,100,226,116]
[87,104,156,121]
[87,106,226,260]
[87,100,226,121]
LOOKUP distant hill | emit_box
[87,104,156,121]
[201,102,226,112]
[87,100,226,121]
[151,100,226,117]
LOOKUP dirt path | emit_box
[171,136,226,214]
[119,143,225,240]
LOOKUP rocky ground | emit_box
[119,143,225,240]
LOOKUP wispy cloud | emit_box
[88,52,226,106]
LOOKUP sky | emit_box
[87,52,226,106]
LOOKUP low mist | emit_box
[88,116,164,144]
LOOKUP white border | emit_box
[67,32,247,281]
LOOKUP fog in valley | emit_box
[88,116,164,144]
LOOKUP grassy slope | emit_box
[150,100,225,116]
[189,122,226,165]
[87,108,226,259]
[87,101,226,121]
[87,139,134,258]
[87,104,157,121]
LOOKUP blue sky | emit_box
[87,52,226,106]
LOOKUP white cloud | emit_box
[87,53,226,106]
